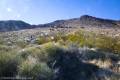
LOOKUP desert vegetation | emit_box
[36,29,120,54]
[0,28,120,80]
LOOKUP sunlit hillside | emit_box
[0,19,120,80]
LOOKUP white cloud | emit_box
[16,14,21,18]
[7,8,12,12]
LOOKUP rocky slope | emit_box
[0,20,32,32]
[0,15,120,32]
[43,15,120,28]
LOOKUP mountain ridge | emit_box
[0,15,120,32]
[43,15,120,28]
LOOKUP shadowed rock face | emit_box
[0,20,32,32]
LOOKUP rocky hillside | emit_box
[79,15,120,28]
[0,15,120,32]
[0,20,32,32]
[42,15,120,28]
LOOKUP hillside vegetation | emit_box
[0,15,120,80]
[0,28,120,80]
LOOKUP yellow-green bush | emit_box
[64,30,120,54]
[18,46,48,62]
[36,32,67,45]
[114,41,120,53]
[0,52,20,77]
[18,60,53,80]
[36,36,52,44]
[35,29,120,54]
[0,38,6,45]
[15,40,28,48]
[65,31,92,47]
[0,45,12,52]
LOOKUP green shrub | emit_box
[0,52,20,77]
[36,36,52,44]
[94,35,120,53]
[0,45,12,52]
[18,46,47,62]
[114,41,120,53]
[18,60,53,80]
[42,44,99,80]
[15,40,28,48]
[0,38,4,45]
[64,30,120,54]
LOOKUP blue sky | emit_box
[0,0,120,24]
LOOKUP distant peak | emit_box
[81,15,91,17]
[80,15,95,19]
